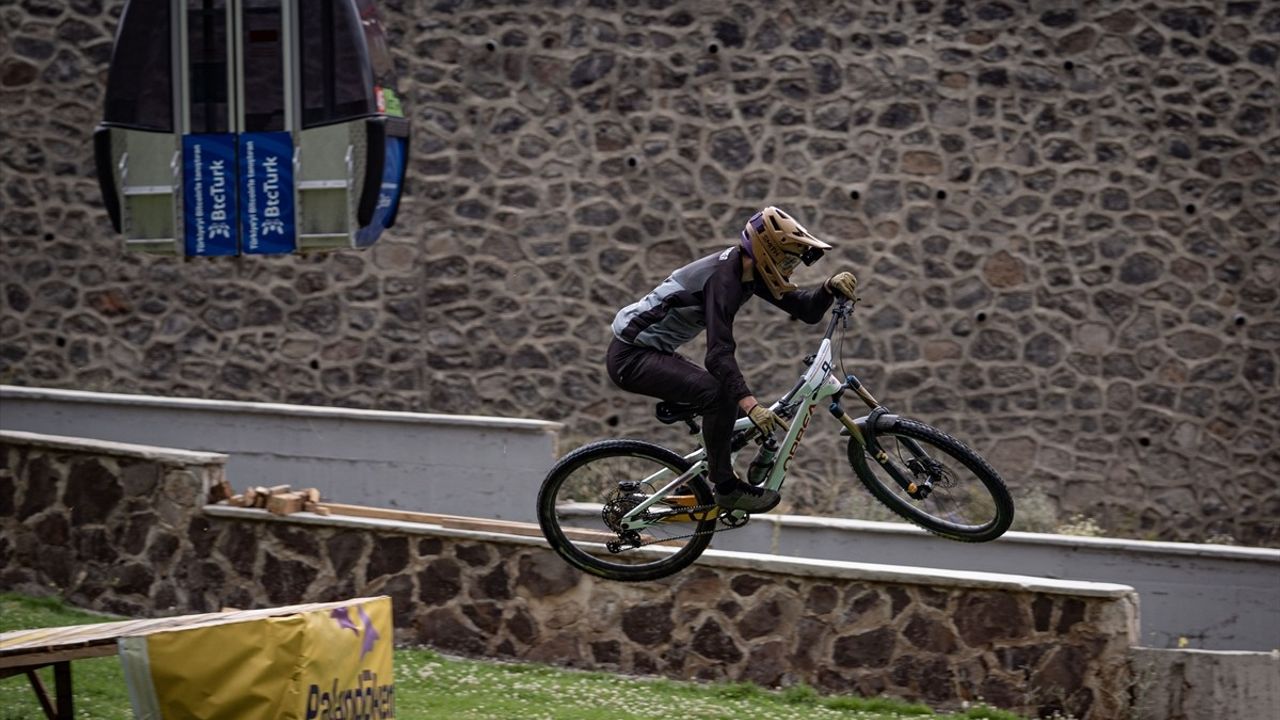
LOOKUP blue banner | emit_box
[239,132,296,254]
[354,136,406,248]
[182,134,239,256]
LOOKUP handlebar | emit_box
[822,296,858,341]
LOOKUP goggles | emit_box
[779,246,825,272]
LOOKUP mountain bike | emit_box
[536,298,1014,582]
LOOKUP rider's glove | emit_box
[747,403,790,436]
[826,271,858,300]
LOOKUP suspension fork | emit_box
[830,389,935,500]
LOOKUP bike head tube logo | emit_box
[781,404,817,474]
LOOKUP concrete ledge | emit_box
[0,385,562,520]
[716,510,1280,651]
[203,504,1137,598]
[0,385,562,434]
[749,513,1280,562]
[1131,647,1280,720]
[0,430,227,466]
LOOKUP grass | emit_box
[0,594,133,720]
[0,594,1022,720]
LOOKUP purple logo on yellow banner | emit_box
[182,134,238,256]
[118,597,396,720]
[239,131,296,254]
[329,605,382,661]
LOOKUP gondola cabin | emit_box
[94,0,409,256]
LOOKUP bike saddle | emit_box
[655,401,700,424]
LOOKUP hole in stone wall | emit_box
[542,36,556,49]
[1185,204,1197,215]
[606,415,620,427]
[936,190,948,200]
[1138,437,1151,447]
[975,311,987,323]
[1234,315,1246,326]
[849,190,860,200]
[1063,60,1075,71]
[484,40,496,52]
[55,336,67,347]
[708,43,719,54]
[43,233,54,241]
[626,157,638,167]
[309,360,320,370]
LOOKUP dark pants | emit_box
[606,338,738,487]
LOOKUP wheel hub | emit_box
[602,482,649,535]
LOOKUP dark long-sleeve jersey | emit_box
[610,246,835,402]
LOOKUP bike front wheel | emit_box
[537,439,717,582]
[848,417,1013,542]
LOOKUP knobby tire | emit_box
[848,417,1014,542]
[537,439,716,582]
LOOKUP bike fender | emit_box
[870,412,902,431]
[860,408,899,463]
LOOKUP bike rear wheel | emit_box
[537,439,717,582]
[848,417,1013,542]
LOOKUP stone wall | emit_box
[1,1,1277,545]
[0,431,1139,718]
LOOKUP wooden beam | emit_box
[0,645,118,671]
[54,662,72,720]
[25,669,55,720]
[311,502,647,545]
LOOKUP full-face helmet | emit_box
[740,206,833,299]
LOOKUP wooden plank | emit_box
[559,527,622,544]
[313,503,470,525]
[207,477,235,503]
[0,645,117,671]
[439,517,543,536]
[314,502,636,545]
[266,492,304,516]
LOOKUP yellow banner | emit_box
[120,597,394,720]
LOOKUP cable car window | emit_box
[300,0,374,127]
[103,0,172,131]
[355,0,402,117]
[243,0,285,132]
[188,0,231,134]
[356,0,393,88]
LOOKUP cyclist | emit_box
[606,207,858,513]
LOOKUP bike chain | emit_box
[627,504,747,549]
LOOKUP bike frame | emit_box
[617,300,916,532]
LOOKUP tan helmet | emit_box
[740,207,833,299]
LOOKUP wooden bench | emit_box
[0,601,369,719]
